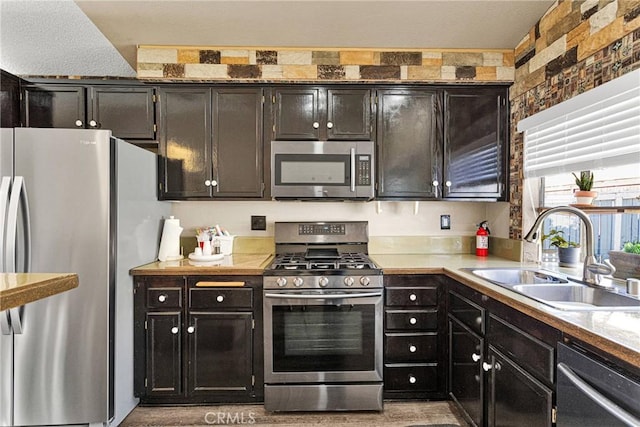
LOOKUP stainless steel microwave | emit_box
[271,140,375,200]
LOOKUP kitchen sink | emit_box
[463,268,640,311]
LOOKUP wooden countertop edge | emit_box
[130,268,266,276]
[0,274,79,310]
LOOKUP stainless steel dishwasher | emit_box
[557,343,640,426]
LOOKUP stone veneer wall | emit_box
[137,46,514,82]
[508,0,640,239]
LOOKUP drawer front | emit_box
[147,287,182,309]
[488,314,554,383]
[385,287,438,307]
[189,287,253,309]
[384,364,438,392]
[384,333,438,362]
[385,310,437,331]
[449,291,484,335]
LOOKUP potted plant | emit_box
[572,171,597,205]
[544,228,581,266]
[608,241,640,279]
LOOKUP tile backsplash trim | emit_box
[137,46,515,82]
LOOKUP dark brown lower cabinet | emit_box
[134,275,262,404]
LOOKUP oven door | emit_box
[264,289,383,383]
[270,140,374,200]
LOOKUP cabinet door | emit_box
[145,312,182,396]
[443,87,507,199]
[377,89,442,199]
[158,87,212,199]
[273,88,321,140]
[1,70,22,127]
[23,85,86,128]
[90,86,156,139]
[487,346,553,427]
[187,311,253,396]
[212,88,264,198]
[326,89,372,140]
[449,317,484,427]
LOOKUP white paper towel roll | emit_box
[158,216,183,261]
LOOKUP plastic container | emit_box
[217,236,235,255]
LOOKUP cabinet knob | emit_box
[187,326,195,334]
[409,293,417,302]
[409,317,417,325]
[205,179,211,186]
[89,120,98,128]
[216,295,224,303]
[75,120,83,127]
[211,180,218,187]
[312,122,320,129]
[432,180,439,186]
[158,294,167,303]
[482,362,493,371]
[409,345,417,353]
[171,326,179,334]
[326,122,334,129]
[471,353,481,362]
[408,375,417,384]
[445,181,452,187]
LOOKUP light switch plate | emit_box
[440,215,451,230]
[251,215,266,231]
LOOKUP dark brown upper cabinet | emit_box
[272,87,373,141]
[376,85,508,201]
[158,86,264,200]
[443,87,508,200]
[1,70,24,128]
[22,83,156,141]
[376,88,442,199]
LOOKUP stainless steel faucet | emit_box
[523,206,615,286]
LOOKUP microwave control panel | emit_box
[357,155,371,185]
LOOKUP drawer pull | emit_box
[158,294,167,303]
[408,375,417,384]
[171,327,179,334]
[409,317,417,325]
[409,293,417,302]
[216,295,224,303]
[475,316,482,326]
[471,353,481,362]
[195,281,245,287]
[409,345,417,353]
[187,326,195,334]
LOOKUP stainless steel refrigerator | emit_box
[0,128,170,426]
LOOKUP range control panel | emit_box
[298,223,346,235]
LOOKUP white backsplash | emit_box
[171,200,510,238]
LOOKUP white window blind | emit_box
[518,69,640,178]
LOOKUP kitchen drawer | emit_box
[449,290,484,335]
[384,364,439,392]
[147,287,182,309]
[189,287,253,310]
[385,332,438,362]
[488,314,554,384]
[385,287,438,307]
[385,309,437,331]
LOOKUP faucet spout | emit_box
[523,206,613,286]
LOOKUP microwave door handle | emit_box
[350,148,356,192]
[557,363,640,426]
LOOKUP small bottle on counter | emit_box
[213,238,221,255]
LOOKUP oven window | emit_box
[272,304,376,372]
[275,154,349,185]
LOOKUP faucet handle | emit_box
[587,260,616,276]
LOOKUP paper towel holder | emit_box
[158,215,184,262]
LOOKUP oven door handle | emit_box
[557,363,640,426]
[350,147,356,192]
[264,291,382,299]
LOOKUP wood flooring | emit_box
[120,401,470,426]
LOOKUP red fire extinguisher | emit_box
[476,221,490,257]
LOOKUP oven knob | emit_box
[276,277,287,287]
[360,276,371,286]
[293,277,304,287]
[319,277,329,287]
[344,277,355,287]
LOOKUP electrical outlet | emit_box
[251,215,266,231]
[440,215,451,230]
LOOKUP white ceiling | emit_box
[1,0,555,78]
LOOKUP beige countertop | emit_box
[371,254,640,368]
[0,273,79,310]
[130,253,274,276]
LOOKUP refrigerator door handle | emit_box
[0,176,12,272]
[9,307,23,334]
[0,310,10,335]
[5,176,31,273]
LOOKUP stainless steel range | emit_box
[263,221,383,412]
